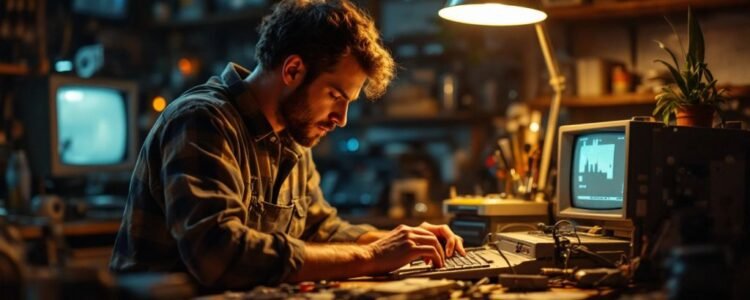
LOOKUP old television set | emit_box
[556,119,750,252]
[557,120,634,222]
[73,0,130,20]
[556,118,665,240]
[18,75,139,179]
[554,119,663,260]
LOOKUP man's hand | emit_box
[289,223,466,281]
[363,223,465,275]
[417,222,466,257]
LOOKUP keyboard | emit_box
[390,246,532,280]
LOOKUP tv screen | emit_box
[56,86,129,166]
[571,132,626,210]
[73,0,129,19]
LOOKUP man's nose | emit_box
[331,102,349,128]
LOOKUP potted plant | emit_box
[652,8,727,127]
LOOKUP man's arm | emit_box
[356,230,387,244]
[289,224,449,282]
[288,244,372,281]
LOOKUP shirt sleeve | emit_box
[301,150,377,243]
[160,104,305,289]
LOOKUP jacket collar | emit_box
[220,62,305,157]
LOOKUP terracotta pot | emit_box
[675,105,715,127]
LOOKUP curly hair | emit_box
[255,0,395,99]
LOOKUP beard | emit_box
[279,83,334,147]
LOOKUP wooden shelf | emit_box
[530,93,657,108]
[0,63,30,75]
[529,85,750,108]
[150,8,268,29]
[348,113,496,128]
[18,219,121,240]
[546,0,750,21]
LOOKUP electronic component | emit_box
[499,274,549,291]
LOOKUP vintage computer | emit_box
[499,118,750,268]
[494,120,645,265]
[392,120,646,279]
[394,118,750,279]
[16,75,139,216]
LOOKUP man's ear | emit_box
[281,55,306,87]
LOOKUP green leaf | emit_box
[655,59,689,96]
[653,98,666,115]
[654,97,670,115]
[655,41,681,71]
[687,7,705,63]
[704,79,717,95]
[653,87,683,125]
[684,67,700,100]
[704,66,715,82]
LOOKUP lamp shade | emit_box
[439,0,547,26]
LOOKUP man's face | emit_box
[280,55,367,147]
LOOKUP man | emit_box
[111,0,465,289]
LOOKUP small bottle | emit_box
[612,66,631,95]
[5,149,31,215]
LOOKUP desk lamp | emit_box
[439,0,565,201]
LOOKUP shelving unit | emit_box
[150,7,268,30]
[546,0,750,20]
[18,219,121,239]
[0,63,30,76]
[529,85,750,108]
[347,113,497,128]
[529,93,657,108]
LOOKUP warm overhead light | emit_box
[439,1,547,26]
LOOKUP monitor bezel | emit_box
[557,120,631,221]
[48,75,138,177]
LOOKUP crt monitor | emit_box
[556,119,750,255]
[557,120,634,222]
[18,75,138,178]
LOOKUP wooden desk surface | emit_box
[199,279,625,299]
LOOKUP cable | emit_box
[491,241,517,275]
[485,233,517,275]
[553,219,581,245]
[571,245,618,268]
[550,223,566,266]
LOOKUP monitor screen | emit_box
[56,86,129,166]
[73,0,129,19]
[571,132,626,210]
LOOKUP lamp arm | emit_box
[534,22,565,202]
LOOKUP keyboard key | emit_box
[445,259,455,268]
[474,252,493,264]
